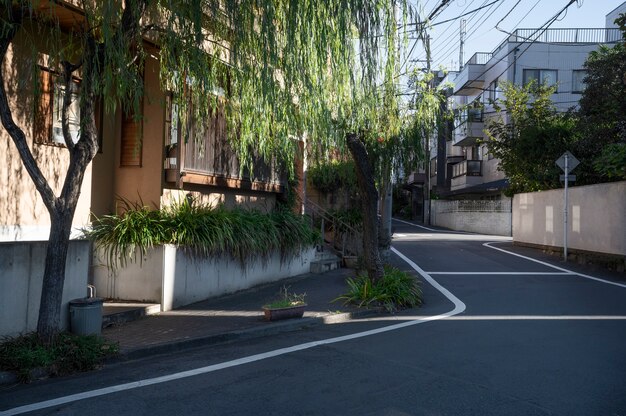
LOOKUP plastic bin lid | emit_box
[69,297,104,306]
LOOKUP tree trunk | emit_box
[346,133,384,282]
[378,177,392,263]
[37,212,73,343]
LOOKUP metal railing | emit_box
[298,195,362,257]
[493,28,622,54]
[467,52,493,65]
[512,28,622,44]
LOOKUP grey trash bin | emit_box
[69,297,104,335]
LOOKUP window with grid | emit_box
[572,70,587,93]
[523,69,558,90]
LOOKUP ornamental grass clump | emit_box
[87,198,318,269]
[338,265,422,312]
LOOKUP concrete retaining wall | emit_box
[513,181,626,257]
[0,240,90,337]
[430,199,512,236]
[93,246,316,311]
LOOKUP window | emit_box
[523,69,558,90]
[164,94,179,170]
[488,78,501,102]
[120,104,143,167]
[35,69,81,145]
[35,68,107,151]
[572,70,587,93]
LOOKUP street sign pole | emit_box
[556,151,579,262]
[563,154,569,262]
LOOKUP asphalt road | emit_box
[2,221,625,416]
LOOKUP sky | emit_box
[400,0,625,89]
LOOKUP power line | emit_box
[432,0,503,65]
[400,0,581,97]
[412,0,490,66]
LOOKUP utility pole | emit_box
[424,33,432,225]
[459,19,466,71]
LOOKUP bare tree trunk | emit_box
[37,212,72,342]
[346,132,384,282]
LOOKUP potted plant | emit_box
[262,286,307,321]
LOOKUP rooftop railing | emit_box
[492,28,622,54]
[466,52,493,65]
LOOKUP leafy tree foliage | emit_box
[576,13,626,181]
[486,82,580,195]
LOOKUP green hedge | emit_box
[86,198,319,268]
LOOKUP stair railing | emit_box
[297,194,362,258]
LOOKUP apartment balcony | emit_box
[446,141,464,159]
[452,52,492,96]
[450,160,483,191]
[407,171,427,185]
[164,126,285,193]
[453,108,485,147]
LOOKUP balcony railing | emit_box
[493,28,622,54]
[467,52,493,65]
[452,160,482,178]
[164,99,285,190]
[512,28,622,44]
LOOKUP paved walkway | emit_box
[102,265,378,359]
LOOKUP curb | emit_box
[107,308,381,363]
[0,371,18,386]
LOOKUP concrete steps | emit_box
[310,250,342,274]
[102,302,160,328]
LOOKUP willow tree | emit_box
[0,0,438,342]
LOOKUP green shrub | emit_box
[87,198,319,268]
[308,160,357,193]
[0,333,119,382]
[337,265,422,312]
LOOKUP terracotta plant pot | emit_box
[343,255,359,269]
[263,304,306,321]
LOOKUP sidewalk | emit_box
[102,266,374,360]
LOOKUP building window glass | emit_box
[572,69,587,93]
[523,69,558,90]
[488,78,501,102]
[120,105,143,167]
[35,69,81,146]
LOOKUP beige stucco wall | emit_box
[0,28,92,241]
[513,181,626,256]
[111,52,165,209]
[90,108,119,217]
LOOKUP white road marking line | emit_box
[392,218,440,232]
[0,246,465,416]
[445,315,626,320]
[425,272,574,275]
[483,242,626,289]
[352,315,626,322]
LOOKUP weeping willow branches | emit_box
[156,0,417,175]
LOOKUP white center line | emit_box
[0,246,465,416]
[425,272,574,275]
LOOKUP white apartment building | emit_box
[429,5,625,200]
